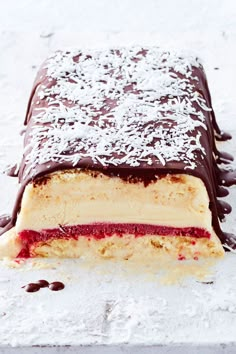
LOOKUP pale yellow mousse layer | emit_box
[0,169,224,258]
[17,169,213,232]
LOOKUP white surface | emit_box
[0,256,236,353]
[0,0,236,352]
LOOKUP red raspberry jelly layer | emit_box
[17,223,211,258]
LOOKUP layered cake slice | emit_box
[0,47,234,259]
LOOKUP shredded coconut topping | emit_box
[24,46,210,178]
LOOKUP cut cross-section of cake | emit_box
[0,46,235,259]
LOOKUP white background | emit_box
[0,1,236,352]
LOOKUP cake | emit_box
[0,46,235,259]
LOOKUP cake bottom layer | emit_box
[0,223,224,259]
[24,234,224,259]
[0,233,224,259]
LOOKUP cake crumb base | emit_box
[30,233,224,260]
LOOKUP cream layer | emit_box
[16,169,213,233]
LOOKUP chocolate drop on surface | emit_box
[36,279,49,288]
[23,283,41,293]
[48,282,65,291]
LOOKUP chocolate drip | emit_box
[216,158,231,165]
[215,131,232,141]
[217,200,232,215]
[0,215,11,228]
[1,48,236,249]
[216,151,234,162]
[220,171,236,187]
[217,200,232,221]
[5,164,19,177]
[223,233,236,249]
[217,186,229,198]
[216,151,234,165]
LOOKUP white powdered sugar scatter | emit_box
[24,47,210,178]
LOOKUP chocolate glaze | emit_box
[217,186,229,198]
[0,215,11,228]
[5,164,19,177]
[217,151,234,162]
[215,131,232,141]
[224,233,236,249]
[220,170,236,187]
[1,48,236,248]
[216,151,234,165]
[217,200,232,222]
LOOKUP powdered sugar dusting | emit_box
[24,47,210,178]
